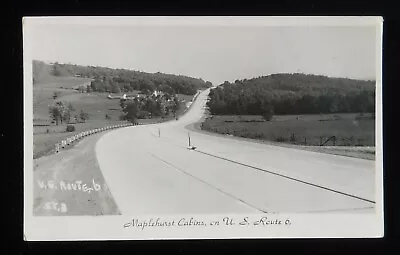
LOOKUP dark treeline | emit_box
[33,60,212,95]
[206,73,375,116]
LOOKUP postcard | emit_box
[24,16,383,240]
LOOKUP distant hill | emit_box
[230,73,375,94]
[32,60,213,95]
[32,60,53,85]
[207,73,375,115]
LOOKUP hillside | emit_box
[233,73,375,93]
[32,60,204,158]
[207,73,376,116]
[33,60,212,95]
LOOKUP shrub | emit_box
[66,125,76,132]
[275,136,287,142]
[290,133,296,142]
[261,105,274,121]
[79,110,89,122]
[137,110,151,119]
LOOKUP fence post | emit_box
[304,137,307,146]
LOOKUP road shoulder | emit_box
[33,131,121,216]
[185,115,375,161]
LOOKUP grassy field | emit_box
[34,75,93,89]
[33,75,197,159]
[201,113,375,147]
[33,120,129,159]
[33,76,129,158]
[33,76,94,122]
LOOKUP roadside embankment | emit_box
[33,130,122,216]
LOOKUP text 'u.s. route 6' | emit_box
[123,216,292,231]
[37,179,102,193]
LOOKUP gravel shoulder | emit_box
[186,114,375,161]
[33,131,121,216]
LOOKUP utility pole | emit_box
[188,132,191,147]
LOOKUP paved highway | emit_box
[96,89,376,215]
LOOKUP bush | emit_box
[290,133,296,142]
[137,110,151,119]
[66,125,76,132]
[79,110,89,122]
[262,106,274,121]
[275,136,287,142]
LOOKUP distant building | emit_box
[152,90,164,97]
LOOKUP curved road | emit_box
[96,89,376,215]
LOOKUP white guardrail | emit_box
[54,122,139,153]
[53,91,202,154]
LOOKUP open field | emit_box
[33,74,197,159]
[33,120,130,159]
[33,76,129,159]
[33,76,94,122]
[34,75,93,89]
[201,113,375,147]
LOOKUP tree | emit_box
[120,98,127,109]
[63,110,71,123]
[86,85,93,93]
[52,101,67,124]
[261,105,274,121]
[205,81,213,87]
[49,106,62,125]
[172,96,181,116]
[61,103,75,123]
[67,102,75,113]
[123,101,139,123]
[110,81,121,93]
[78,85,86,93]
[79,109,89,122]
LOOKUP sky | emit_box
[29,21,378,85]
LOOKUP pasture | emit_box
[32,75,197,159]
[33,120,129,159]
[33,76,94,122]
[201,113,375,146]
[33,76,127,158]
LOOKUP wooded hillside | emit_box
[33,60,212,95]
[207,73,375,116]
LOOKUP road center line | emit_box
[150,154,267,213]
[193,149,376,205]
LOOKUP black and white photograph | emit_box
[23,16,383,240]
